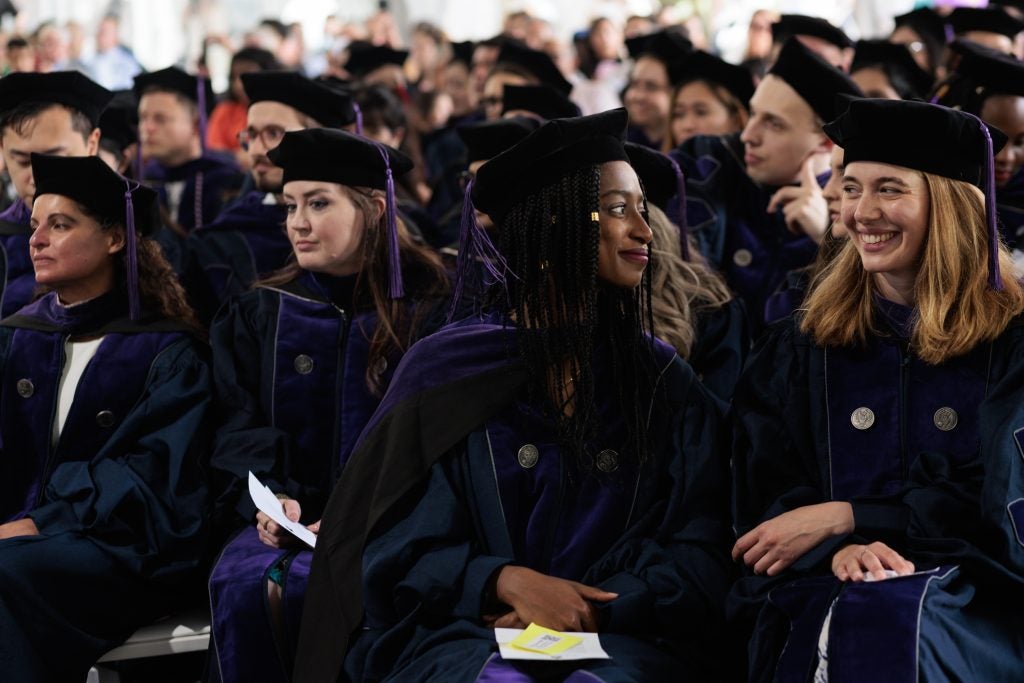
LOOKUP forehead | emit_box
[248,100,305,128]
[632,56,669,83]
[31,193,81,217]
[676,80,718,102]
[139,90,191,114]
[843,160,924,185]
[1,105,79,143]
[750,74,815,125]
[980,94,1024,132]
[600,160,642,194]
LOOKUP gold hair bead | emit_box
[590,211,599,222]
[550,214,558,224]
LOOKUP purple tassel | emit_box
[969,115,1003,290]
[666,155,690,260]
[447,178,512,321]
[353,102,364,136]
[943,22,954,45]
[123,181,141,320]
[197,75,209,152]
[194,171,204,229]
[378,146,404,298]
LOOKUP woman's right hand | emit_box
[255,497,302,549]
[492,565,618,633]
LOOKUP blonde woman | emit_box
[626,142,749,403]
[730,99,1024,682]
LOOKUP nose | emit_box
[852,192,880,225]
[632,209,653,245]
[739,118,758,145]
[29,225,46,248]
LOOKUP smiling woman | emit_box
[730,99,1024,682]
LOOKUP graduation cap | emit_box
[473,108,628,219]
[624,142,690,259]
[99,90,139,153]
[450,41,476,67]
[893,8,951,47]
[771,14,853,49]
[947,7,1024,40]
[769,38,864,123]
[851,40,934,101]
[495,40,573,96]
[268,128,412,297]
[501,83,580,120]
[344,43,409,78]
[625,29,694,76]
[823,97,1007,288]
[457,116,540,163]
[671,50,755,108]
[0,70,113,127]
[242,71,358,129]
[949,38,1024,101]
[31,153,159,319]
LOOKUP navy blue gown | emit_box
[998,167,1024,254]
[670,134,822,335]
[730,302,1024,682]
[206,271,444,683]
[294,313,734,683]
[0,200,36,318]
[0,290,213,681]
[143,152,243,233]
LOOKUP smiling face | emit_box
[29,194,124,303]
[596,160,653,288]
[623,56,671,136]
[980,94,1024,189]
[841,161,929,282]
[282,181,381,276]
[740,74,827,186]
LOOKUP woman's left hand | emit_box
[832,541,915,582]
[0,518,39,539]
[732,502,854,576]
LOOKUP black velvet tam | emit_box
[457,116,540,163]
[495,40,573,95]
[133,67,215,113]
[99,90,139,152]
[625,29,694,78]
[672,50,755,107]
[948,7,1024,39]
[950,39,1024,99]
[242,71,357,128]
[851,40,934,100]
[769,38,864,123]
[31,153,159,235]
[0,70,113,126]
[344,43,409,77]
[893,8,950,47]
[823,97,1007,189]
[450,41,476,67]
[624,142,677,212]
[501,84,580,120]
[473,108,628,218]
[771,14,853,49]
[267,128,412,189]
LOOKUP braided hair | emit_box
[493,163,658,470]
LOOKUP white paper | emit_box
[494,628,610,661]
[247,472,317,548]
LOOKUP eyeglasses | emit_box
[237,125,288,151]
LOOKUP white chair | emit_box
[87,608,211,683]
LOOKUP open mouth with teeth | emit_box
[859,232,897,244]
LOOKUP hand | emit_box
[483,610,527,629]
[256,497,302,549]
[0,517,39,539]
[493,566,618,632]
[732,502,854,576]
[832,541,914,582]
[767,156,829,244]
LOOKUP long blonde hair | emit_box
[648,204,733,358]
[800,173,1024,364]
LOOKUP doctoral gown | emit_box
[182,190,290,324]
[143,152,243,233]
[294,312,734,683]
[0,290,213,681]
[206,271,443,683]
[0,200,36,318]
[730,301,1024,683]
[670,134,822,335]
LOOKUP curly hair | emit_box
[493,164,658,468]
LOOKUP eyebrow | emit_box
[841,175,910,186]
[283,188,331,201]
[599,189,640,200]
[10,146,66,157]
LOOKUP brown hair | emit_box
[647,204,733,357]
[260,185,449,395]
[800,173,1024,364]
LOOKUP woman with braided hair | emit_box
[293,108,733,683]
